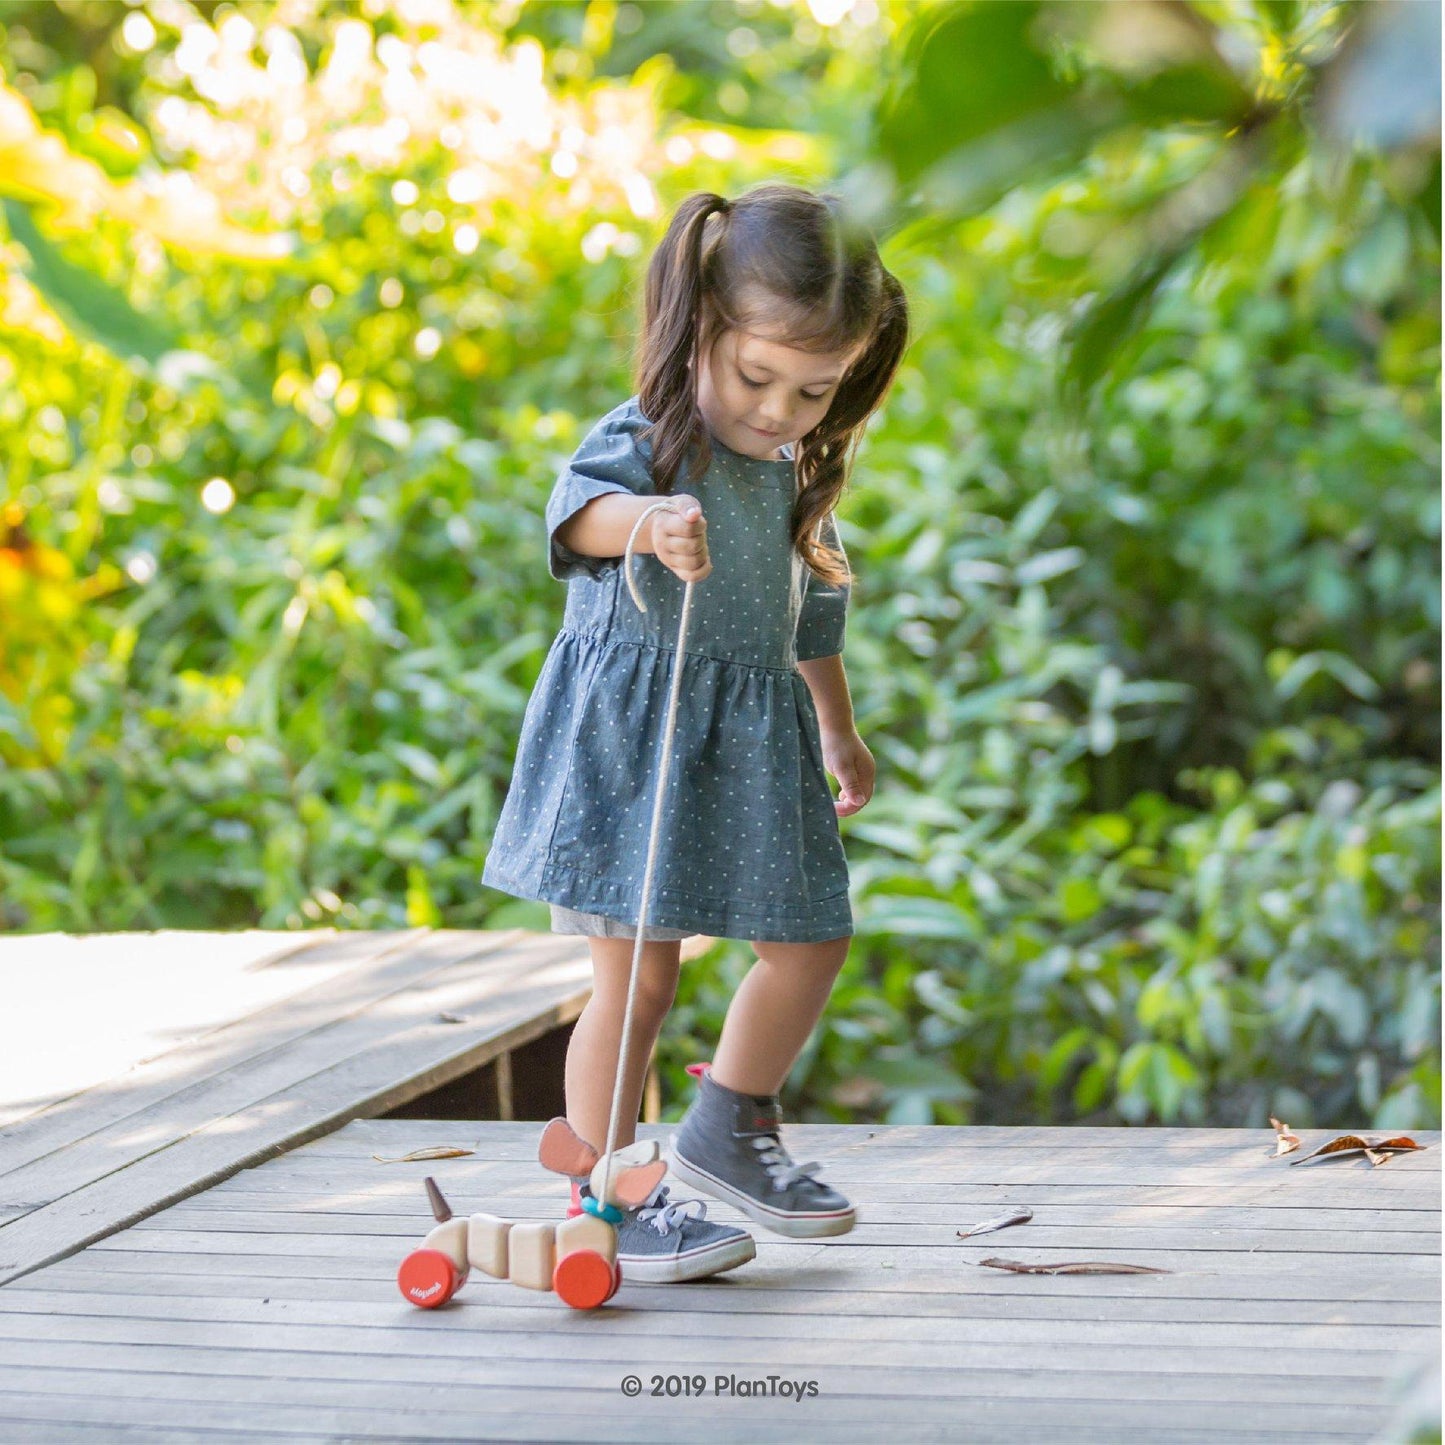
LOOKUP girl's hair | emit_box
[634,182,909,589]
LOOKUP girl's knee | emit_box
[631,969,680,1020]
[588,949,681,1021]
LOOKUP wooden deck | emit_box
[0,1117,1438,1443]
[0,929,601,1284]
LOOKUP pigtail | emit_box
[794,270,910,589]
[636,193,731,494]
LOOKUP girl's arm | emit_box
[797,654,854,734]
[554,494,669,561]
[555,493,709,580]
[798,654,873,815]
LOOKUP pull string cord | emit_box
[595,499,695,1214]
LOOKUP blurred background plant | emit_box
[0,0,1437,1131]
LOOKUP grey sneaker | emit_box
[668,1063,857,1239]
[569,1176,756,1284]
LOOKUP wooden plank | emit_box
[0,1387,1384,1445]
[0,1334,1414,1394]
[17,1262,1443,1326]
[494,1048,513,1120]
[0,1425,263,1445]
[0,930,430,1178]
[164,1145,1443,1195]
[296,1120,1444,1172]
[0,1356,1417,1445]
[203,1133,1445,1182]
[0,1001,577,1289]
[0,1331,1410,1395]
[28,1248,1439,1317]
[0,1290,1431,1354]
[76,1228,1441,1292]
[163,1187,1442,1232]
[0,935,590,1285]
[169,1169,1441,1212]
[117,1191,1445,1254]
[314,1118,1445,1152]
[0,930,349,1130]
[0,937,551,1206]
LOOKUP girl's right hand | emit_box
[652,494,711,583]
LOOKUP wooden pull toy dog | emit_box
[397,1118,666,1311]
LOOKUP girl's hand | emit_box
[822,726,874,817]
[653,495,711,583]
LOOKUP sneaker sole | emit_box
[615,1232,757,1285]
[668,1147,858,1239]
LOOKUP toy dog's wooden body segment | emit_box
[466,1212,512,1277]
[557,1211,618,1263]
[422,1218,469,1276]
[506,1221,558,1291]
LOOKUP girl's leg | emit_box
[708,936,851,1096]
[564,936,682,1154]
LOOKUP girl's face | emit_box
[695,322,864,462]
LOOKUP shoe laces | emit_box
[634,1182,709,1236]
[749,1133,825,1193]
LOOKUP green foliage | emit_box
[0,1,1438,1131]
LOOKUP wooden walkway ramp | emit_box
[0,1118,1437,1443]
[0,929,596,1285]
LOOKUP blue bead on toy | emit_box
[582,1196,623,1224]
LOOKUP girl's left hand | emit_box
[821,726,874,817]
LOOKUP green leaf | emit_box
[1254,0,1299,38]
[1040,1026,1094,1090]
[1073,1046,1118,1113]
[2,198,176,365]
[876,1,1073,186]
[1016,546,1085,585]
[1062,245,1184,396]
[1275,651,1382,701]
[862,894,980,940]
[1060,876,1104,923]
[1117,64,1255,128]
[913,968,975,1025]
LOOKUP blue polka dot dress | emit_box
[480,394,853,943]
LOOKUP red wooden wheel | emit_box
[397,1248,460,1308]
[553,1249,614,1310]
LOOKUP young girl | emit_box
[481,182,908,1283]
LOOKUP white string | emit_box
[595,499,695,1213]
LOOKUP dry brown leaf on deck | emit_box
[957,1207,1034,1239]
[977,1257,1169,1276]
[1269,1116,1300,1156]
[1287,1134,1424,1167]
[371,1145,475,1163]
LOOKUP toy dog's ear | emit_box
[537,1117,599,1176]
[611,1159,667,1209]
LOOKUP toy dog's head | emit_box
[537,1118,666,1209]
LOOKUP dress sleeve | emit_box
[794,510,850,661]
[545,412,655,582]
